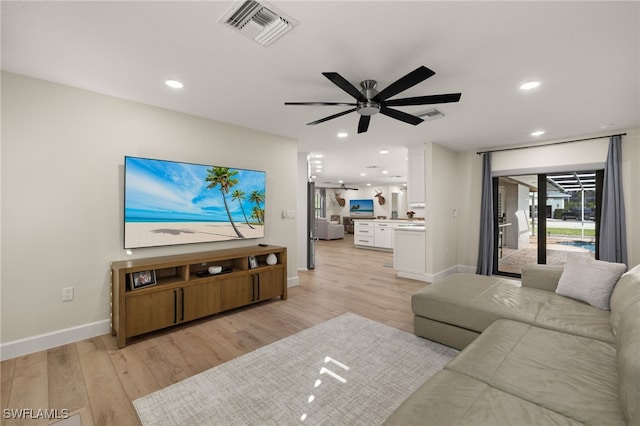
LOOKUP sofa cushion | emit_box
[383,369,584,426]
[412,273,614,343]
[446,319,625,426]
[412,274,539,331]
[531,294,614,343]
[555,253,626,310]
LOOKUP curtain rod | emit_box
[476,133,627,155]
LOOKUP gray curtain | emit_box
[476,153,494,275]
[599,135,628,265]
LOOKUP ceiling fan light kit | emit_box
[285,66,462,134]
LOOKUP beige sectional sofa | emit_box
[384,260,640,426]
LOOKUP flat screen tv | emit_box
[349,199,374,218]
[124,156,266,249]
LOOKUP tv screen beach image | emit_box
[124,157,265,248]
[349,199,374,217]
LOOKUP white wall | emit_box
[1,72,298,357]
[453,150,483,272]
[297,152,310,271]
[324,184,407,220]
[492,138,609,175]
[621,128,640,266]
[424,143,459,277]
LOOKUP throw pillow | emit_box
[556,253,626,310]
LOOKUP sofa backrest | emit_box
[610,264,640,424]
[610,264,640,336]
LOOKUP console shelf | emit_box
[111,245,287,348]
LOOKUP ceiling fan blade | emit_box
[384,93,462,107]
[374,66,435,101]
[357,115,371,134]
[322,72,364,100]
[380,106,424,126]
[285,102,357,106]
[307,108,357,125]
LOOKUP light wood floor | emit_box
[1,235,427,426]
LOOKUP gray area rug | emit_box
[134,313,458,425]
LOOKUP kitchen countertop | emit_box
[394,225,425,231]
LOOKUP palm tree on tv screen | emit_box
[231,189,255,229]
[251,205,264,226]
[249,190,265,225]
[205,167,244,238]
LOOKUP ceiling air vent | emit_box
[416,108,446,120]
[220,0,297,47]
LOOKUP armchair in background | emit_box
[316,217,345,240]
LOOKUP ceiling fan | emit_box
[321,183,359,191]
[285,66,461,134]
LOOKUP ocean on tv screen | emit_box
[124,156,266,248]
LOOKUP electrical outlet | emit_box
[62,287,74,301]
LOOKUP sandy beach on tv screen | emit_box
[125,221,264,248]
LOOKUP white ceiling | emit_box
[2,1,638,188]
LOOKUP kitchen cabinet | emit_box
[394,227,427,282]
[408,147,425,207]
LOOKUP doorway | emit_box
[494,170,602,276]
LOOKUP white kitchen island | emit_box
[353,219,424,251]
[393,225,428,282]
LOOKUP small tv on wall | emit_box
[349,199,374,218]
[124,156,266,249]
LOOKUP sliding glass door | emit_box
[494,170,602,276]
[494,175,539,276]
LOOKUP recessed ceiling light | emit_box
[531,130,545,136]
[360,173,366,176]
[382,170,389,174]
[337,132,348,138]
[338,180,344,183]
[520,81,541,90]
[165,79,184,89]
[366,183,371,187]
[380,150,389,154]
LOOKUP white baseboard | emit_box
[1,275,300,361]
[399,265,478,284]
[456,265,477,274]
[433,265,478,281]
[287,276,299,287]
[0,319,111,361]
[397,271,431,282]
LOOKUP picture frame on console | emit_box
[130,270,157,290]
[248,256,258,269]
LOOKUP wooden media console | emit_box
[111,245,287,348]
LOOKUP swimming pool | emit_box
[557,241,596,252]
